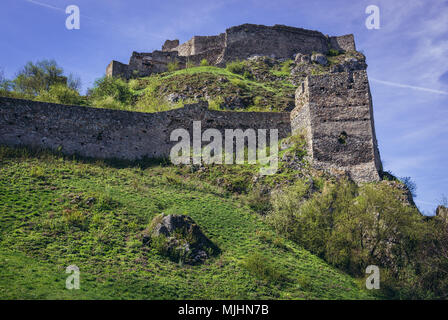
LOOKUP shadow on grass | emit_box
[0,144,170,170]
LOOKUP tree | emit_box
[0,68,10,91]
[12,60,80,95]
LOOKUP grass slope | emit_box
[0,147,374,299]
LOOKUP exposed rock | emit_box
[311,53,328,66]
[436,205,448,223]
[294,53,310,63]
[382,181,416,207]
[144,214,219,264]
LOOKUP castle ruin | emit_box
[0,24,382,183]
[107,24,356,78]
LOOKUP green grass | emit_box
[0,146,375,299]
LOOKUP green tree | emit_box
[88,76,132,105]
[0,68,10,91]
[13,60,80,95]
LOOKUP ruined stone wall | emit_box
[176,38,195,56]
[162,39,180,52]
[220,24,330,63]
[0,97,290,161]
[106,60,129,78]
[291,70,382,182]
[329,34,356,52]
[106,24,357,78]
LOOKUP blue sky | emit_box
[1,0,447,214]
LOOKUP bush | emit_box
[35,84,83,105]
[280,60,293,74]
[229,78,247,89]
[328,49,340,56]
[241,252,286,283]
[200,59,209,66]
[400,176,417,197]
[208,96,224,110]
[267,178,433,297]
[243,70,253,80]
[186,59,195,69]
[226,60,246,75]
[89,76,132,105]
[167,60,180,72]
[91,96,125,110]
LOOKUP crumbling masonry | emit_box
[107,24,356,78]
[0,24,382,182]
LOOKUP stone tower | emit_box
[291,70,382,182]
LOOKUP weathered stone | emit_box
[311,53,328,66]
[382,181,416,207]
[0,97,291,161]
[436,206,448,223]
[162,39,179,52]
[107,23,356,78]
[291,70,382,183]
[294,53,310,63]
[146,214,218,264]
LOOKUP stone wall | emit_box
[220,24,329,63]
[0,97,290,161]
[290,70,382,182]
[0,69,382,183]
[329,34,356,52]
[162,39,180,52]
[106,60,130,78]
[106,24,357,78]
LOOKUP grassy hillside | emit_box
[0,146,375,299]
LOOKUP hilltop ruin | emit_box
[0,24,382,183]
[107,23,356,78]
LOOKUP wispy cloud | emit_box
[26,0,64,12]
[370,78,448,95]
[25,0,97,21]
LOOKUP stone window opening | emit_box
[338,131,348,144]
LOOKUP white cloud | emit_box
[26,0,64,12]
[370,78,448,95]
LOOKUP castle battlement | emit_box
[1,24,382,183]
[107,23,356,79]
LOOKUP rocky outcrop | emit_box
[436,205,448,223]
[143,214,219,264]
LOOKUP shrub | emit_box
[328,49,340,56]
[35,84,83,105]
[399,176,417,197]
[243,70,253,80]
[245,187,272,214]
[200,59,209,66]
[226,60,245,75]
[89,76,132,105]
[280,59,293,74]
[229,78,247,89]
[241,252,286,283]
[267,177,435,297]
[91,96,125,110]
[208,96,224,110]
[186,59,195,69]
[167,60,180,72]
